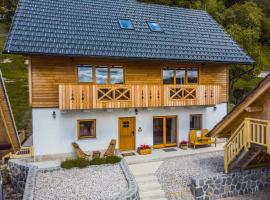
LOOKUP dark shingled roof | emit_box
[3,0,254,64]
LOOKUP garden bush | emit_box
[61,156,122,169]
[89,156,122,165]
[61,158,90,169]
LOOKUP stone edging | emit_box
[110,159,140,200]
[22,165,38,200]
[23,166,61,200]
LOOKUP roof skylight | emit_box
[119,19,134,29]
[147,22,162,32]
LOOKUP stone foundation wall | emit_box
[191,167,270,200]
[8,159,32,194]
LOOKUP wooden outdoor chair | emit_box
[189,130,216,149]
[104,139,116,157]
[201,129,216,147]
[72,142,91,159]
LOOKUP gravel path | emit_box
[155,151,224,196]
[34,164,127,200]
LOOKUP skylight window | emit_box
[148,22,162,32]
[119,19,133,29]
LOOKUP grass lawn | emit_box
[0,25,31,132]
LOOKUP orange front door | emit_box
[119,117,135,151]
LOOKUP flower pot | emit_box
[180,144,188,150]
[137,148,152,155]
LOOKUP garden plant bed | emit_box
[34,164,128,200]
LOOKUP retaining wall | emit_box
[191,167,270,200]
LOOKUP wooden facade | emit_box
[29,56,229,109]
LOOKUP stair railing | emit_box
[224,118,270,173]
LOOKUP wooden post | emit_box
[267,122,270,154]
[224,144,228,173]
[245,118,251,149]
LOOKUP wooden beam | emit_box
[245,106,263,113]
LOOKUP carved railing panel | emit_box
[59,84,221,110]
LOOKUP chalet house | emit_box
[3,0,254,157]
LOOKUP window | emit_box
[176,68,185,84]
[96,66,108,84]
[119,19,133,29]
[78,120,96,139]
[78,65,93,83]
[110,66,124,84]
[148,22,162,32]
[190,114,202,130]
[163,67,199,84]
[163,67,174,84]
[187,68,198,83]
[77,65,124,84]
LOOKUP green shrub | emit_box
[60,156,122,169]
[61,158,90,169]
[104,156,122,164]
[89,156,122,166]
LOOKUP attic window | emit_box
[119,19,133,29]
[147,22,162,32]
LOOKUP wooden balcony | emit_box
[59,84,221,110]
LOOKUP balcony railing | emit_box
[59,84,221,110]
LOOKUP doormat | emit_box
[121,152,136,157]
[163,148,177,152]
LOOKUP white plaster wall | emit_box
[32,103,227,156]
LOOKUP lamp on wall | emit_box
[52,111,56,119]
[135,108,138,115]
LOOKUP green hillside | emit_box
[0,22,31,132]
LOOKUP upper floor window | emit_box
[110,66,124,84]
[163,67,174,84]
[78,65,93,83]
[119,19,133,29]
[147,22,162,32]
[96,66,108,84]
[162,67,198,84]
[77,65,124,84]
[187,68,198,84]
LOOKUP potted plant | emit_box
[137,144,152,155]
[179,140,188,150]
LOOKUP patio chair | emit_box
[72,142,91,159]
[104,139,116,157]
[189,130,215,149]
[201,129,216,147]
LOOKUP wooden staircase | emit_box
[224,118,270,173]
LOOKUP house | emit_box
[0,70,20,158]
[209,74,270,173]
[3,0,254,157]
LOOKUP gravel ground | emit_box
[34,164,128,200]
[155,151,224,194]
